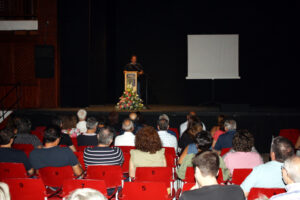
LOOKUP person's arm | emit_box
[72,164,83,177]
[178,146,189,165]
[295,136,300,149]
[69,145,77,152]
[27,168,34,176]
[240,169,258,198]
[129,159,135,178]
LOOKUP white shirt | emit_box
[114,131,135,146]
[179,120,206,137]
[76,121,87,133]
[158,130,178,152]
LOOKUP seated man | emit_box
[29,127,83,176]
[271,155,300,200]
[157,118,178,152]
[0,128,34,175]
[114,119,135,146]
[241,136,295,197]
[158,114,177,138]
[84,126,124,167]
[214,119,237,153]
[180,111,206,137]
[77,117,98,146]
[180,151,244,200]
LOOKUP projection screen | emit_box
[186,34,240,79]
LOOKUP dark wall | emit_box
[59,1,294,107]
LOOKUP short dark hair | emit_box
[192,151,220,177]
[86,117,98,130]
[16,118,32,134]
[43,127,61,143]
[52,117,63,128]
[0,129,15,145]
[157,119,169,130]
[135,126,162,154]
[271,136,295,163]
[195,131,213,152]
[97,127,114,145]
[232,130,254,152]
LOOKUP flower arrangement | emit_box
[116,84,146,110]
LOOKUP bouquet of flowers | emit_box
[116,84,146,110]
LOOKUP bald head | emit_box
[122,119,134,132]
[129,112,137,121]
[283,156,300,183]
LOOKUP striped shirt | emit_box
[83,146,124,167]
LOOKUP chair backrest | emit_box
[12,144,34,157]
[122,182,170,200]
[135,167,173,186]
[62,179,107,198]
[231,168,253,185]
[77,145,91,152]
[279,129,300,146]
[39,166,75,188]
[165,154,176,168]
[220,148,232,156]
[3,178,46,199]
[247,188,286,200]
[31,130,44,142]
[86,165,123,188]
[116,146,135,153]
[216,169,224,184]
[122,152,130,173]
[164,147,176,159]
[183,167,195,183]
[73,151,86,171]
[71,138,79,149]
[182,183,195,192]
[0,162,28,180]
[169,127,179,140]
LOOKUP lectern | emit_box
[124,70,138,92]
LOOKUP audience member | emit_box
[157,118,178,151]
[129,126,166,178]
[211,115,226,148]
[61,115,80,138]
[114,119,135,146]
[84,127,123,167]
[224,130,263,174]
[67,188,107,200]
[129,112,143,133]
[0,129,34,175]
[0,182,10,200]
[177,131,230,181]
[77,117,98,146]
[214,119,237,152]
[95,116,107,134]
[179,118,203,152]
[14,118,42,148]
[76,109,87,133]
[180,111,206,137]
[271,155,300,200]
[179,151,244,200]
[241,136,295,197]
[29,127,83,176]
[158,114,177,137]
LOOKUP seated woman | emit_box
[129,126,166,178]
[223,130,263,174]
[176,131,230,181]
[211,117,226,148]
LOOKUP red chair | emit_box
[31,130,44,143]
[86,165,123,189]
[116,146,135,153]
[169,127,179,140]
[182,183,195,192]
[73,151,86,171]
[77,145,91,152]
[220,148,232,156]
[39,166,76,188]
[164,147,177,169]
[35,126,47,132]
[122,152,130,173]
[247,188,286,200]
[183,167,224,184]
[71,138,79,149]
[12,144,34,157]
[279,129,300,146]
[62,179,107,198]
[3,178,47,200]
[121,182,171,200]
[231,168,253,185]
[0,162,28,180]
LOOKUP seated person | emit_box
[129,126,166,178]
[0,128,34,175]
[84,126,124,167]
[241,136,295,197]
[77,117,98,146]
[114,119,135,146]
[14,118,42,148]
[224,130,263,174]
[67,188,107,200]
[76,109,87,133]
[214,119,237,153]
[177,131,230,182]
[179,151,244,200]
[158,114,177,137]
[211,115,226,148]
[271,155,300,200]
[29,127,83,176]
[157,118,178,151]
[180,111,206,137]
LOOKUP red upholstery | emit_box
[182,183,195,192]
[169,127,179,140]
[231,168,253,185]
[73,151,86,171]
[279,129,300,146]
[121,182,171,200]
[216,169,225,184]
[62,179,107,197]
[117,146,135,153]
[71,138,78,149]
[3,178,47,200]
[0,162,28,180]
[31,130,44,143]
[183,167,224,184]
[122,152,130,173]
[39,166,75,188]
[12,144,34,157]
[86,165,123,188]
[248,188,286,200]
[220,148,232,156]
[77,145,91,152]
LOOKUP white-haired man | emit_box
[76,109,87,133]
[114,119,136,146]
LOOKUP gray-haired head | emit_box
[97,127,114,146]
[86,117,98,130]
[224,119,237,131]
[67,188,107,200]
[77,109,87,120]
[122,119,134,132]
[157,118,169,131]
[159,114,169,122]
[283,155,300,183]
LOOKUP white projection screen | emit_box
[187,34,240,79]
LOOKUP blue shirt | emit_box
[214,130,236,151]
[241,161,285,193]
[187,143,198,154]
[0,147,32,171]
[271,183,300,200]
